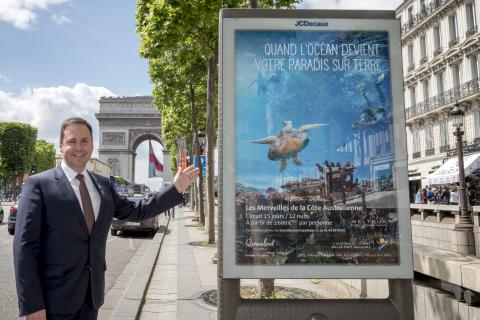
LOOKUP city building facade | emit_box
[396,0,480,200]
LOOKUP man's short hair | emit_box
[60,117,93,143]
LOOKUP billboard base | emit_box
[217,278,413,320]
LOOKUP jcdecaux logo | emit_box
[295,20,328,27]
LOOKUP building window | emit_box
[439,120,449,152]
[466,2,477,37]
[436,71,444,95]
[420,0,427,14]
[408,44,415,70]
[408,6,414,26]
[413,127,421,157]
[449,14,459,46]
[474,108,480,139]
[420,35,427,63]
[422,79,429,101]
[434,25,442,55]
[425,123,434,155]
[471,54,479,80]
[410,86,416,107]
[452,64,461,100]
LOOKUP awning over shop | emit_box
[425,153,480,185]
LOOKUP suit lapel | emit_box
[53,166,89,235]
[88,171,106,235]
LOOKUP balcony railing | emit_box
[420,56,429,64]
[447,138,480,157]
[440,145,449,153]
[433,47,443,56]
[408,64,416,72]
[406,77,480,119]
[425,148,435,156]
[413,151,421,159]
[449,37,459,48]
[401,0,449,34]
[466,26,478,38]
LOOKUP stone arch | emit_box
[129,129,164,152]
[95,96,172,183]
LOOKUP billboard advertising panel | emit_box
[221,10,412,279]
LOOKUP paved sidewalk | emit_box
[139,207,217,320]
[137,206,363,320]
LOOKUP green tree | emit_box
[137,0,300,243]
[33,140,56,174]
[149,47,208,223]
[0,122,37,197]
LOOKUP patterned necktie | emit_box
[77,174,95,235]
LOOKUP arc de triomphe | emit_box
[95,96,172,183]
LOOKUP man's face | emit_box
[60,124,93,173]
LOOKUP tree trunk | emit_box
[189,136,196,211]
[189,85,205,224]
[257,279,275,298]
[206,51,217,244]
[191,180,196,211]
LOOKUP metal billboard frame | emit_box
[218,8,413,320]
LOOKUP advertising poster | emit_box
[221,13,411,279]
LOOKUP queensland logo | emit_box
[245,238,278,248]
[295,20,328,27]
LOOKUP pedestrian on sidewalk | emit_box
[166,207,175,219]
[450,186,459,205]
[414,188,423,204]
[13,117,200,320]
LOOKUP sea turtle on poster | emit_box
[251,121,328,171]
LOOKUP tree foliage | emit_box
[137,0,301,157]
[0,122,37,177]
[0,122,37,195]
[149,48,207,169]
[136,0,301,233]
[33,140,56,174]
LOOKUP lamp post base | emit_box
[454,216,474,231]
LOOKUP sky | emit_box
[0,0,403,190]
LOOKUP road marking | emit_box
[129,238,134,249]
[107,237,118,243]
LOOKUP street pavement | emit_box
[0,203,361,319]
[0,203,18,320]
[136,206,360,320]
[138,207,217,320]
[0,202,154,320]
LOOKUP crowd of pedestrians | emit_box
[414,185,459,205]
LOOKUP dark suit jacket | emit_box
[13,166,183,316]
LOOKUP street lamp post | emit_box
[451,102,473,231]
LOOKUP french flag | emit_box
[148,141,163,178]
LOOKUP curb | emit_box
[99,218,170,320]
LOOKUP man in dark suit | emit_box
[13,117,200,319]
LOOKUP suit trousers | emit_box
[46,279,98,320]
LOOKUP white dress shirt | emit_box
[61,160,101,221]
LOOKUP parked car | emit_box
[0,201,4,223]
[7,196,20,235]
[110,197,159,237]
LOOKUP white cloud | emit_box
[0,72,12,83]
[300,0,404,10]
[51,13,70,25]
[0,83,166,190]
[0,0,68,30]
[0,83,115,156]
